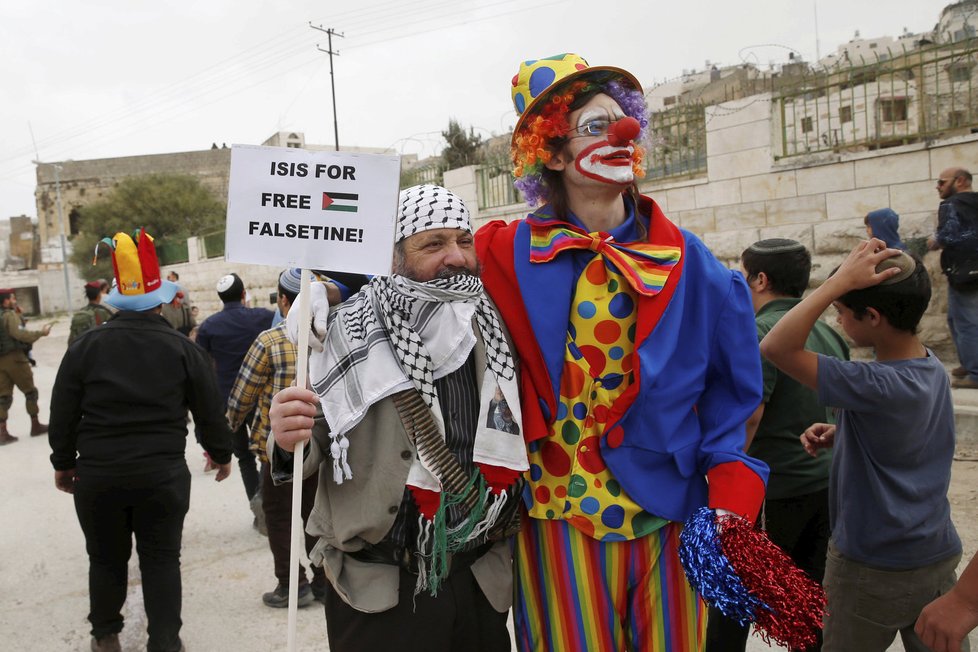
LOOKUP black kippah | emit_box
[746,238,806,255]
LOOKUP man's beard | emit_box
[434,264,479,280]
[393,259,481,282]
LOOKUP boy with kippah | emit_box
[707,238,849,652]
[760,239,964,651]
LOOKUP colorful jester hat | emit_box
[96,229,178,311]
[510,53,649,205]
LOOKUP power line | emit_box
[0,24,316,167]
[0,49,324,183]
[342,0,565,50]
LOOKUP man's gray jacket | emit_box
[268,327,514,614]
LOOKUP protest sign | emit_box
[226,144,400,274]
[224,144,399,650]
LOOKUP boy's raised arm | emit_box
[760,238,901,390]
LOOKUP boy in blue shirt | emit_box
[760,238,964,651]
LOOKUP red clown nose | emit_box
[607,116,641,146]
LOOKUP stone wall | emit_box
[638,93,976,357]
[160,237,283,323]
[452,94,976,361]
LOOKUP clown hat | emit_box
[98,229,178,311]
[510,53,642,146]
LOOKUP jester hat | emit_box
[97,229,178,311]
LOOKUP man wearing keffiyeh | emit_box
[269,184,525,652]
[475,54,770,651]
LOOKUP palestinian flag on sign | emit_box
[322,191,358,213]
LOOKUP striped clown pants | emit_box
[514,514,705,652]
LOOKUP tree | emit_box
[69,173,226,280]
[441,119,484,170]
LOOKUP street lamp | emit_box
[32,160,72,313]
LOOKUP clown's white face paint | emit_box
[570,104,636,185]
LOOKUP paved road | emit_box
[2,316,975,651]
[1,317,331,651]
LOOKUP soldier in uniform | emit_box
[0,289,51,445]
[68,281,115,346]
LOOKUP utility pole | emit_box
[813,0,821,62]
[31,160,72,313]
[310,23,344,152]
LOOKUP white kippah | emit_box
[396,184,471,243]
[216,274,237,293]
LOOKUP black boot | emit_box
[30,416,48,437]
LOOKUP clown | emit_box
[476,54,770,651]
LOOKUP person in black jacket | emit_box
[48,229,234,652]
[928,167,978,388]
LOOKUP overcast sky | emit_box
[0,0,953,221]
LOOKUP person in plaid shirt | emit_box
[227,268,341,608]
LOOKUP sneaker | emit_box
[262,583,314,608]
[952,376,978,389]
[953,366,968,378]
[90,633,122,652]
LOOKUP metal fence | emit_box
[776,38,978,158]
[477,165,521,209]
[400,162,445,189]
[156,238,189,266]
[201,230,225,259]
[645,102,708,180]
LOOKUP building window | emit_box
[879,98,908,122]
[840,105,853,123]
[949,62,974,83]
[950,110,968,128]
[801,116,814,133]
[954,25,977,42]
[68,208,81,235]
[663,96,677,106]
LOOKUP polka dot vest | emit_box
[525,255,667,541]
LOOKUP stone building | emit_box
[33,131,418,249]
[28,131,416,314]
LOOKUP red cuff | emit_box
[707,461,766,522]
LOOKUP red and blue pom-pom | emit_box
[679,507,827,649]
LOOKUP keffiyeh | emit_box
[300,273,527,594]
[396,184,472,243]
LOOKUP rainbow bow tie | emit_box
[528,219,681,296]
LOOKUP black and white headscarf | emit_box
[306,273,524,494]
[295,184,525,489]
[396,184,472,242]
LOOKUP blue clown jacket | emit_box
[476,195,768,523]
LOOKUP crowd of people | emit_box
[8,54,977,652]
